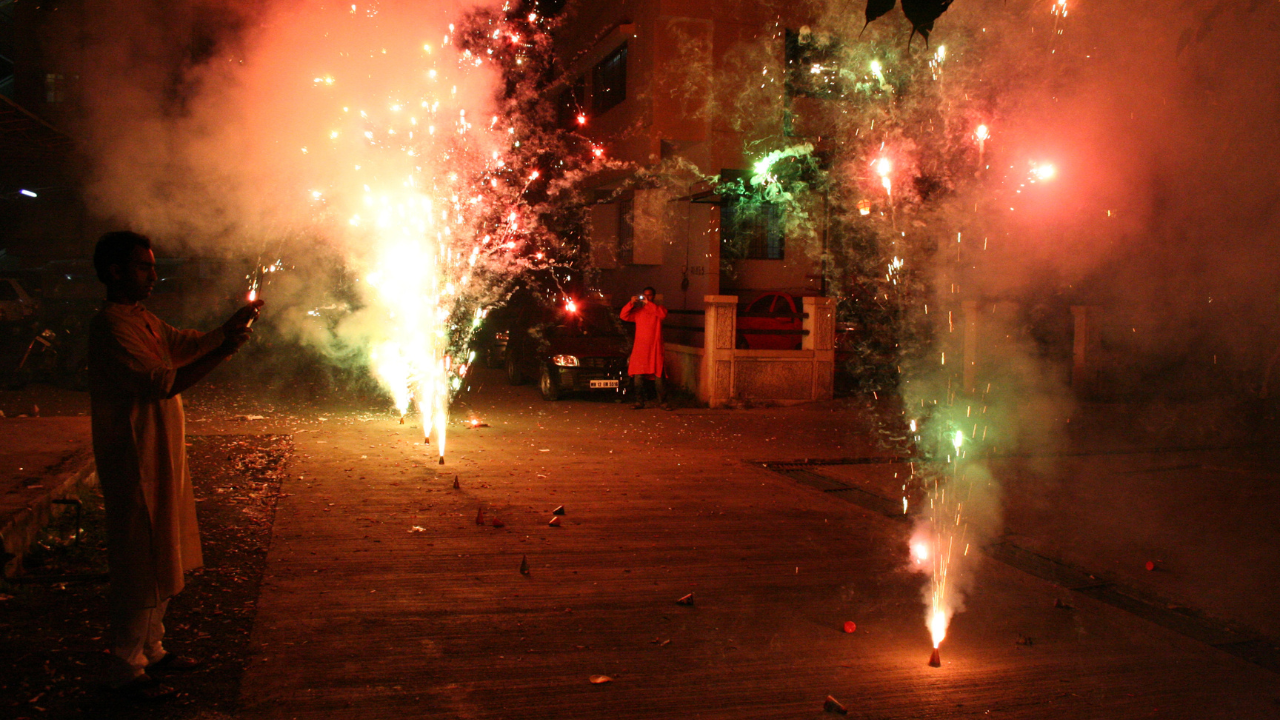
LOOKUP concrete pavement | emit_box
[197,370,1280,719]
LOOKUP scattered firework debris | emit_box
[676,593,695,606]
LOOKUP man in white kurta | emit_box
[88,231,261,695]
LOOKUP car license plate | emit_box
[589,380,619,389]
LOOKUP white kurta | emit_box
[88,302,224,608]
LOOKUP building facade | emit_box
[553,0,827,311]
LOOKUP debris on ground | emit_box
[824,695,848,714]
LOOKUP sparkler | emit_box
[244,259,281,327]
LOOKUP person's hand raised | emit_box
[224,299,264,331]
[220,299,264,354]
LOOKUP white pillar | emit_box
[701,295,738,408]
[802,296,835,401]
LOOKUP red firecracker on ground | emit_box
[929,647,941,667]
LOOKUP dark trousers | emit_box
[631,374,665,404]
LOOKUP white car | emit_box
[0,278,39,323]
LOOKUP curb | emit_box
[1,449,97,578]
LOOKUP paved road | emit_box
[183,370,1280,719]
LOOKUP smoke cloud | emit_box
[66,0,513,400]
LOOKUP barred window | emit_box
[721,199,784,260]
[591,44,627,115]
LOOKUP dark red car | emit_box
[737,292,804,350]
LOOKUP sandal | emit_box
[109,675,177,702]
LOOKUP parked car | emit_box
[503,298,630,401]
[737,292,804,350]
[0,278,39,324]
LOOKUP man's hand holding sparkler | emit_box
[219,299,265,355]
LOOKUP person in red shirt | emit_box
[620,287,669,409]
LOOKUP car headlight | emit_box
[552,354,580,367]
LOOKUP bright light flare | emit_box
[565,299,577,313]
[1031,162,1057,181]
[929,608,948,648]
[974,124,989,142]
[911,541,930,564]
[875,157,892,196]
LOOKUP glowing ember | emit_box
[974,124,989,142]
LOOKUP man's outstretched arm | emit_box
[167,301,261,398]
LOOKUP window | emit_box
[617,195,634,265]
[785,28,843,99]
[721,198,784,260]
[591,43,627,115]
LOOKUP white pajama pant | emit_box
[107,597,169,687]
